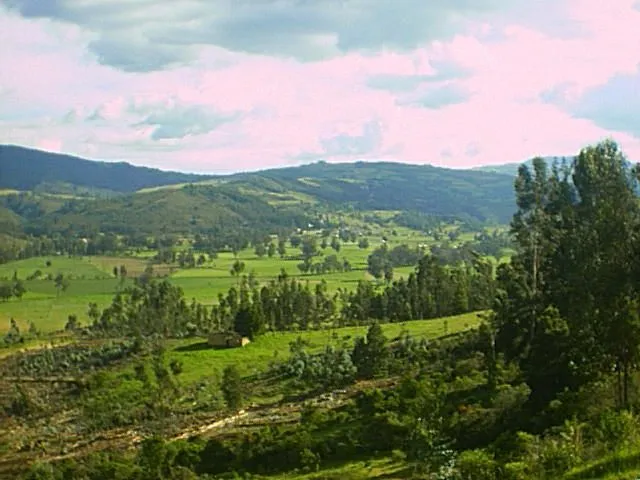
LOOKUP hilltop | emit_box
[0,144,212,195]
[0,145,517,237]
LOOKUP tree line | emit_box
[86,250,496,340]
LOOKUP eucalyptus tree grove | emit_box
[493,139,640,409]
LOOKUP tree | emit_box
[12,279,26,300]
[331,237,341,253]
[254,243,266,258]
[290,235,302,248]
[367,246,391,280]
[139,265,154,285]
[88,302,101,325]
[234,307,260,339]
[358,237,370,249]
[267,242,276,258]
[301,236,318,260]
[113,266,119,277]
[343,258,352,272]
[54,273,70,296]
[230,260,245,280]
[221,365,243,410]
[383,264,394,284]
[0,284,12,302]
[352,322,389,379]
[277,238,287,258]
[4,318,21,344]
[493,140,640,410]
[119,264,128,278]
[65,314,80,331]
[297,260,311,275]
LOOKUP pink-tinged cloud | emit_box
[1,0,640,173]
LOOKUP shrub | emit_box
[455,449,497,480]
[595,410,640,450]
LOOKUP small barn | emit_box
[208,331,250,348]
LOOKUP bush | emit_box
[455,449,497,480]
[501,461,528,480]
[595,410,640,450]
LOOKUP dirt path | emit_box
[0,377,398,478]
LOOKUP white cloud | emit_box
[1,0,640,173]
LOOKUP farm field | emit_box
[1,223,485,333]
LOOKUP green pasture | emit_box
[0,221,498,335]
[264,456,408,479]
[0,256,109,281]
[168,311,482,384]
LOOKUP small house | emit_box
[208,331,250,348]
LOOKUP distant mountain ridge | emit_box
[1,144,519,237]
[0,144,212,193]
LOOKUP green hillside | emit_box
[0,205,21,234]
[24,185,313,236]
[0,144,211,193]
[230,160,516,221]
[0,146,519,238]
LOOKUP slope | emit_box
[0,144,211,193]
[225,160,516,222]
[1,145,520,235]
[26,185,313,236]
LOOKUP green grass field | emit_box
[168,312,481,384]
[0,221,507,334]
[563,447,640,479]
[0,256,109,281]
[263,456,408,479]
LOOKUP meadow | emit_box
[0,222,508,334]
[0,230,419,333]
[169,311,481,384]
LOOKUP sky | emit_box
[1,0,640,174]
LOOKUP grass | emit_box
[563,448,640,480]
[87,256,152,277]
[0,256,108,281]
[168,312,481,384]
[262,456,409,479]
[0,292,116,332]
[136,178,225,194]
[0,222,502,334]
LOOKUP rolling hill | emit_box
[0,145,519,236]
[0,144,211,194]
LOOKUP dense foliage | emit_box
[11,140,640,479]
[3,340,140,377]
[87,252,490,341]
[345,254,495,323]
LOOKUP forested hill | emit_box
[1,145,518,236]
[0,145,211,193]
[228,160,515,222]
